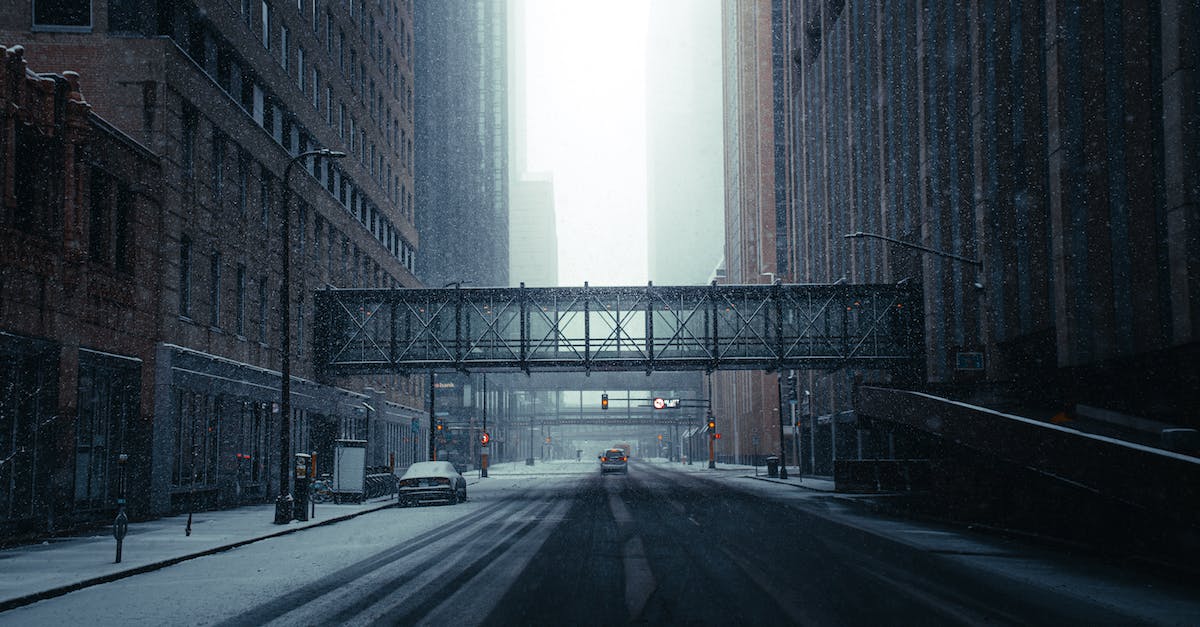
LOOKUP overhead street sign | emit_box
[652,398,681,409]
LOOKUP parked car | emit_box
[600,448,629,474]
[397,461,467,506]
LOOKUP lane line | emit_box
[363,497,565,627]
[414,499,572,627]
[225,493,537,627]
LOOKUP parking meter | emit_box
[114,453,129,563]
[294,453,311,521]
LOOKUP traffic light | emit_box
[435,420,444,431]
[714,433,722,439]
[657,434,663,441]
[481,431,490,446]
[601,393,609,410]
[706,418,716,434]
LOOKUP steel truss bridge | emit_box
[314,282,924,376]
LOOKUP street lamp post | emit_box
[776,373,789,480]
[275,148,346,525]
[843,231,982,268]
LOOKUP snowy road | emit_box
[3,460,1198,625]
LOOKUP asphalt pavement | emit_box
[5,460,1199,626]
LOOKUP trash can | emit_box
[766,456,780,478]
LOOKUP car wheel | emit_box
[460,488,467,502]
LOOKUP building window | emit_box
[312,68,320,108]
[171,390,220,489]
[260,166,273,226]
[259,276,269,343]
[211,131,225,198]
[33,0,91,29]
[236,264,247,336]
[88,167,113,265]
[297,46,306,90]
[261,0,271,48]
[238,151,249,214]
[325,11,333,54]
[280,24,289,71]
[74,351,138,510]
[210,251,222,327]
[182,105,198,179]
[179,235,192,316]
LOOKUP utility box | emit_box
[333,439,367,503]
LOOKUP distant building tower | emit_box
[645,0,724,286]
[414,0,510,288]
[506,0,558,287]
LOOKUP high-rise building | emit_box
[1,0,425,530]
[413,0,509,289]
[645,0,724,286]
[710,0,794,464]
[719,1,1200,472]
[506,0,557,287]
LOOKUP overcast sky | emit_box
[521,0,651,287]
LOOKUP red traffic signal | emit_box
[714,433,722,439]
[481,432,490,446]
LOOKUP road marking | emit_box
[623,536,655,621]
[606,482,657,621]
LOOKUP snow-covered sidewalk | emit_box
[640,456,838,491]
[0,492,405,611]
[0,461,592,612]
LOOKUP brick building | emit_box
[2,0,428,534]
[1,46,162,536]
[711,0,794,465]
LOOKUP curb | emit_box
[743,474,839,493]
[0,499,398,614]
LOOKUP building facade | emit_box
[1,0,427,535]
[413,0,509,289]
[1,47,163,536]
[712,0,794,464]
[720,0,1200,471]
[506,0,557,288]
[645,0,725,287]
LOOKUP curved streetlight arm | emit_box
[274,147,346,524]
[844,231,982,267]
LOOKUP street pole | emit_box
[481,374,488,477]
[276,148,345,525]
[113,453,128,563]
[777,373,789,480]
[428,368,436,461]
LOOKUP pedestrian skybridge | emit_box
[313,282,924,376]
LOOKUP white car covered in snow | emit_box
[397,461,467,506]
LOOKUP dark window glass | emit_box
[89,167,112,265]
[236,264,246,335]
[115,185,133,273]
[34,0,91,28]
[210,251,221,327]
[179,235,192,316]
